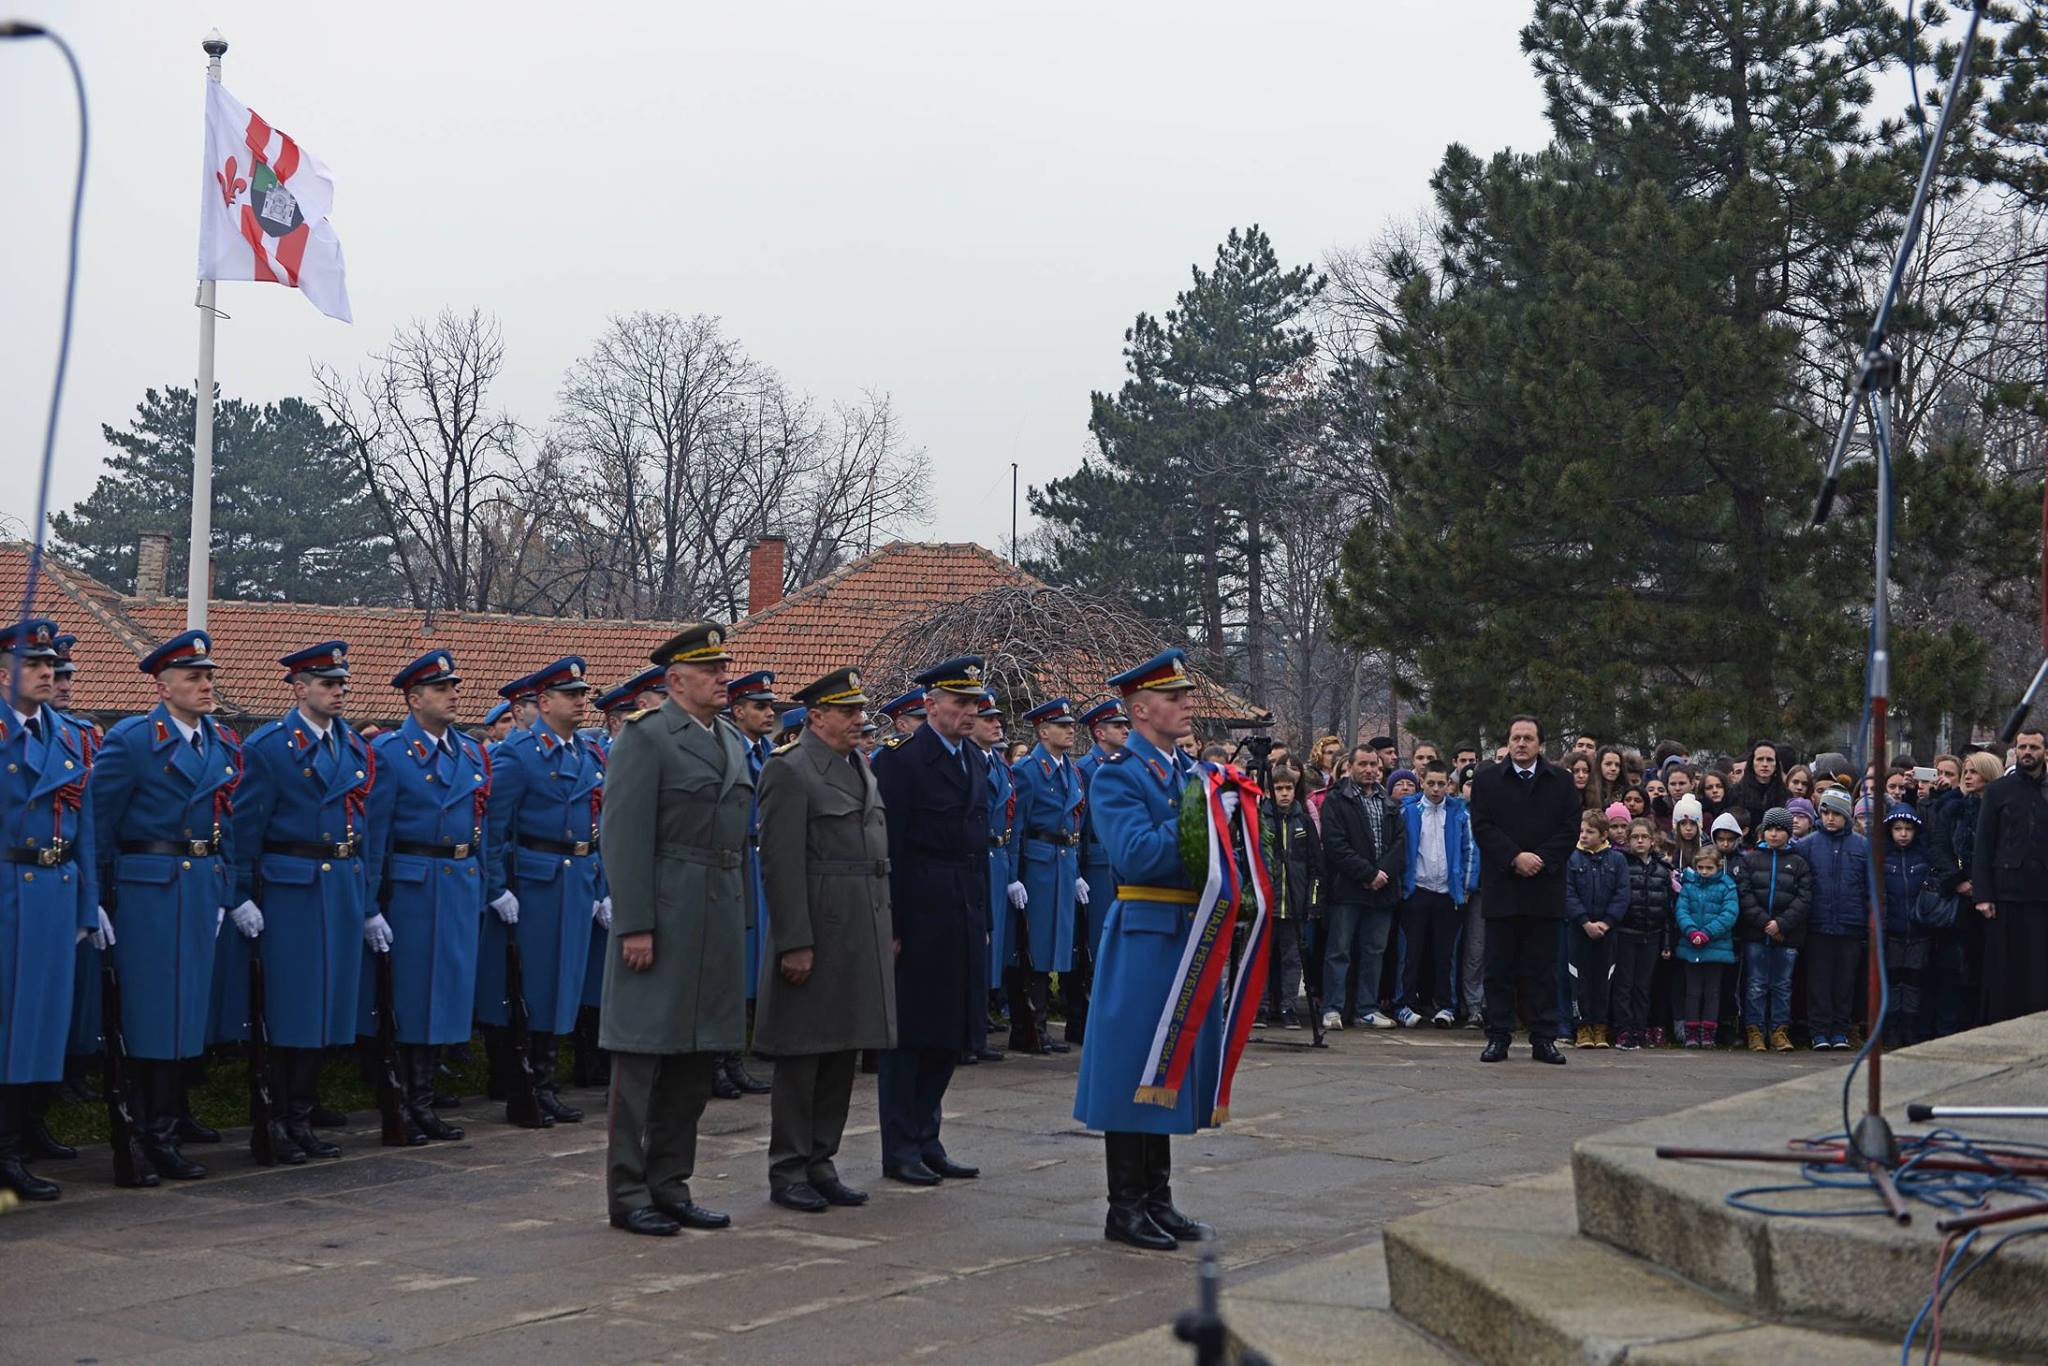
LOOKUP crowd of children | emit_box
[1251,732,1998,1053]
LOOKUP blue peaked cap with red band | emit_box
[140,629,216,674]
[1023,697,1074,725]
[391,650,461,691]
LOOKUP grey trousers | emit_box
[606,1050,714,1216]
[1460,891,1486,1019]
[769,1049,856,1191]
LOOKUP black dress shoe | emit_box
[1531,1039,1567,1065]
[175,1116,222,1144]
[286,1122,342,1159]
[1479,1039,1509,1063]
[1148,1203,1213,1241]
[771,1182,830,1213]
[1105,1206,1177,1251]
[309,1104,350,1128]
[814,1177,868,1207]
[113,1141,159,1188]
[258,1121,308,1166]
[924,1155,978,1180]
[654,1200,732,1230]
[0,1157,61,1201]
[710,1068,742,1101]
[976,1047,1006,1063]
[884,1161,942,1186]
[25,1121,78,1162]
[411,1108,465,1142]
[723,1056,772,1095]
[537,1091,584,1124]
[610,1206,681,1237]
[143,1142,208,1180]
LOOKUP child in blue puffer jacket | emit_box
[1797,787,1873,1050]
[1881,805,1934,1047]
[1673,846,1739,1048]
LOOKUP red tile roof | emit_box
[1,541,1259,726]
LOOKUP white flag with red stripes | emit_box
[198,80,351,322]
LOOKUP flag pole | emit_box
[187,28,227,630]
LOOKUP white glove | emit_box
[91,907,115,950]
[230,900,265,939]
[364,913,394,953]
[491,890,520,925]
[216,906,226,938]
[1075,877,1090,906]
[1007,881,1028,910]
[594,896,613,929]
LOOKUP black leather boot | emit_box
[711,1055,743,1100]
[141,1064,207,1179]
[24,1084,77,1161]
[284,1050,341,1158]
[531,1034,582,1123]
[406,1046,464,1141]
[1143,1133,1212,1241]
[0,1087,60,1201]
[259,1054,306,1165]
[722,1053,770,1096]
[1103,1132,1176,1251]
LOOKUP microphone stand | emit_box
[1659,1,1993,1223]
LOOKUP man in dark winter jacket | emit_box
[1971,729,2048,1022]
[1737,808,1811,1051]
[1468,716,1581,1064]
[1319,748,1408,1030]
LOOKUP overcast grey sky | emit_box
[1,1,1553,562]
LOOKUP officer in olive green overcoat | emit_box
[754,667,896,1212]
[597,623,752,1237]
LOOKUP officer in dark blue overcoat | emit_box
[869,657,987,1186]
[91,629,240,1181]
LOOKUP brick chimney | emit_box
[136,533,171,600]
[746,535,786,614]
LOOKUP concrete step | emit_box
[1384,1169,2009,1366]
[1573,1014,2048,1360]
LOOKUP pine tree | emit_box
[52,386,399,604]
[1323,0,2014,752]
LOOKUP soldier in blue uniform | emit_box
[480,700,514,747]
[497,675,540,740]
[361,651,489,1141]
[225,641,376,1162]
[876,688,925,748]
[777,706,808,748]
[720,669,778,1099]
[1069,697,1128,1042]
[1074,648,1222,1250]
[91,629,240,1181]
[478,656,605,1124]
[1008,699,1086,1054]
[0,621,101,1201]
[970,690,1013,1064]
[869,657,989,1186]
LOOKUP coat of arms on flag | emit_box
[198,80,351,322]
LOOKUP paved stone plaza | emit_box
[1,1031,1831,1364]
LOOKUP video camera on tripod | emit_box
[1223,714,1277,784]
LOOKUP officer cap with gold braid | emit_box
[793,667,868,708]
[651,621,733,667]
[912,654,987,696]
[1107,647,1197,698]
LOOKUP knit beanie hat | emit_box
[1605,802,1631,823]
[1885,803,1921,828]
[1710,812,1744,838]
[1818,787,1854,820]
[1672,795,1703,826]
[1785,797,1818,822]
[1761,806,1795,834]
[1389,768,1418,790]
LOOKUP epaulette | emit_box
[772,739,800,756]
[1102,748,1129,763]
[625,706,658,724]
[883,735,907,749]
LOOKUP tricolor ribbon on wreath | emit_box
[1133,764,1272,1122]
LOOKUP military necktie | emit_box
[24,715,40,741]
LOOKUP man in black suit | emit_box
[1467,715,1580,1063]
[869,656,990,1186]
[1971,728,2048,1022]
